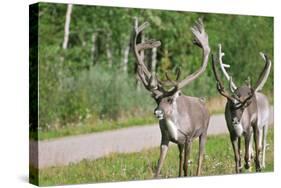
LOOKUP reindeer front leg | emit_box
[231,135,242,173]
[155,120,169,178]
[244,133,253,171]
[155,143,169,177]
[238,136,242,170]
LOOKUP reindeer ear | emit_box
[245,76,252,88]
[173,91,181,100]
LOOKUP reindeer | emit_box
[211,44,272,173]
[132,18,210,177]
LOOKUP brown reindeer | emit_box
[132,18,210,177]
[211,44,272,173]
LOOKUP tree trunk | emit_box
[122,41,130,73]
[133,17,142,91]
[62,4,73,49]
[91,32,97,65]
[106,33,113,67]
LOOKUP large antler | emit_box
[254,52,272,92]
[217,44,237,92]
[133,20,178,99]
[211,54,238,102]
[133,18,210,99]
[177,18,210,89]
[212,44,247,103]
[212,44,272,109]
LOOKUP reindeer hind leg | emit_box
[197,133,207,176]
[253,126,262,172]
[178,144,184,177]
[183,141,192,176]
[261,124,268,169]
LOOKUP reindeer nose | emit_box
[154,109,164,120]
[232,117,239,124]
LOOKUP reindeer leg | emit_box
[178,144,184,177]
[253,126,262,172]
[183,142,192,176]
[155,120,170,178]
[244,133,253,171]
[197,133,207,176]
[231,136,241,173]
[238,137,242,172]
[261,125,268,169]
[155,143,169,178]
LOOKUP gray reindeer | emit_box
[132,18,210,177]
[211,44,272,173]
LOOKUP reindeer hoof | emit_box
[244,163,250,170]
[255,165,262,172]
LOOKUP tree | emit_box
[62,4,73,49]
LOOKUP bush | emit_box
[39,61,154,130]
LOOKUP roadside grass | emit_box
[31,95,273,141]
[31,96,232,141]
[35,128,274,186]
[31,115,157,141]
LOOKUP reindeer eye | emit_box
[167,98,173,103]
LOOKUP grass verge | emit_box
[31,115,157,141]
[33,128,274,186]
[31,95,273,141]
[30,96,229,141]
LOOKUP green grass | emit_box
[31,115,157,141]
[31,94,273,141]
[33,128,274,186]
[30,97,228,141]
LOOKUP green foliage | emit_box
[37,3,273,131]
[39,60,154,129]
[34,128,274,186]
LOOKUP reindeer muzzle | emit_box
[154,109,164,120]
[232,118,243,136]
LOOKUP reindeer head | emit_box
[211,44,272,126]
[133,18,210,120]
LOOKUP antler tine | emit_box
[164,72,178,86]
[159,67,181,88]
[175,67,181,81]
[246,76,252,88]
[229,76,235,93]
[218,44,237,91]
[254,52,272,92]
[135,21,150,34]
[136,39,161,52]
[177,18,210,90]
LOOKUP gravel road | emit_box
[30,108,273,169]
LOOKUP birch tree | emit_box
[62,4,73,49]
